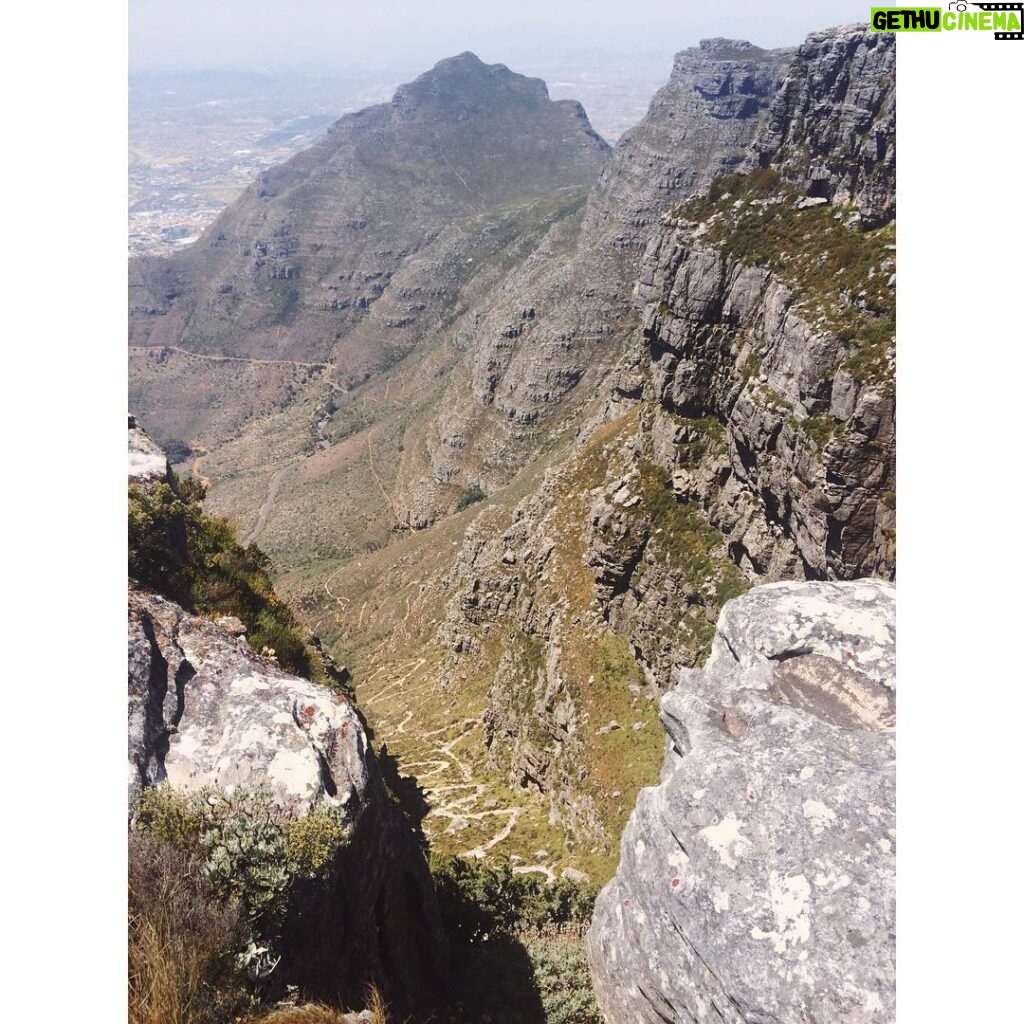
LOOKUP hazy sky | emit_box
[130,0,867,73]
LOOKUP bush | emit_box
[131,788,354,1021]
[525,936,603,1024]
[284,805,349,876]
[162,438,195,465]
[128,482,341,686]
[430,854,601,1023]
[430,854,597,941]
[456,483,486,512]
[128,833,250,1024]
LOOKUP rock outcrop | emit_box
[128,412,171,486]
[636,194,895,583]
[128,585,448,1015]
[582,38,793,252]
[588,580,895,1024]
[752,26,895,228]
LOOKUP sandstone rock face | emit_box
[588,580,895,1024]
[636,224,895,582]
[128,587,370,809]
[752,26,895,227]
[412,39,792,525]
[582,38,793,252]
[128,586,447,1015]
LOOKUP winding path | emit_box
[129,344,335,372]
[243,463,296,547]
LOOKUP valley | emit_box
[128,24,897,1024]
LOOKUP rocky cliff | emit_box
[588,580,896,1024]
[636,166,895,583]
[127,425,447,1017]
[430,24,895,864]
[752,26,895,227]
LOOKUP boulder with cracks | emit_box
[589,580,895,1024]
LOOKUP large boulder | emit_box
[128,585,447,1017]
[588,580,895,1024]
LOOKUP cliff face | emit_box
[636,179,895,583]
[752,26,895,228]
[582,39,794,251]
[433,25,895,860]
[588,580,896,1024]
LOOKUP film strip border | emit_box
[974,2,1024,39]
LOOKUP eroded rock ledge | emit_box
[588,580,895,1024]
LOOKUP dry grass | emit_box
[249,983,391,1024]
[128,834,249,1024]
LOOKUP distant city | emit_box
[129,52,673,256]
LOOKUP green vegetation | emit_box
[130,787,351,1024]
[797,414,842,449]
[129,479,345,688]
[135,788,349,927]
[431,855,602,1024]
[676,168,895,391]
[456,482,487,511]
[162,438,195,464]
[285,805,350,876]
[129,832,250,1024]
[636,458,748,612]
[431,854,598,941]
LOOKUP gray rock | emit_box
[128,585,448,1017]
[128,416,170,486]
[128,587,369,812]
[561,867,590,884]
[752,26,895,228]
[588,580,895,1024]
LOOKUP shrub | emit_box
[284,805,349,876]
[429,855,601,1023]
[162,438,195,465]
[128,833,250,1024]
[136,789,292,930]
[430,853,597,941]
[525,936,603,1024]
[128,482,347,687]
[456,483,486,511]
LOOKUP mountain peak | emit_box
[394,51,550,107]
[694,37,770,60]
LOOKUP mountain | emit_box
[128,27,895,888]
[129,52,608,445]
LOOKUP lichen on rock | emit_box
[588,579,895,1024]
